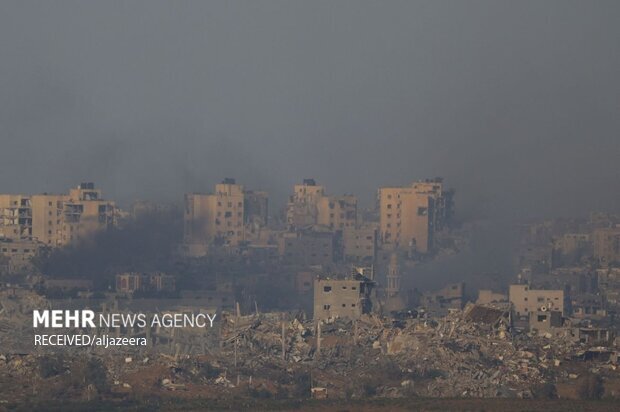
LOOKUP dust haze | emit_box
[1,1,618,217]
[1,2,619,290]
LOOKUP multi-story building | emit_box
[316,195,357,231]
[286,179,325,228]
[278,227,335,267]
[411,178,453,231]
[342,224,377,262]
[0,183,115,247]
[244,190,269,227]
[378,178,452,254]
[313,275,376,321]
[551,233,591,268]
[0,195,32,240]
[286,179,357,231]
[509,284,565,318]
[59,183,116,246]
[184,178,245,249]
[378,186,434,254]
[244,190,269,243]
[593,227,620,265]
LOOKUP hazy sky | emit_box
[1,1,619,218]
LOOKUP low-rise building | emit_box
[0,239,44,274]
[313,275,376,321]
[509,284,565,318]
[116,272,176,293]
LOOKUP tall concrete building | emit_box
[0,195,32,241]
[343,224,377,262]
[184,178,246,249]
[286,179,325,228]
[379,186,434,254]
[286,179,357,230]
[593,227,620,265]
[58,183,116,246]
[317,195,357,231]
[0,183,115,247]
[378,178,451,254]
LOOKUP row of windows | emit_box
[217,211,242,218]
[323,285,357,292]
[1,248,33,253]
[217,201,243,208]
[384,223,401,228]
[322,303,356,310]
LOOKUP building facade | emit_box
[286,179,357,231]
[343,224,377,262]
[313,276,375,321]
[509,284,565,318]
[593,227,620,265]
[0,183,115,247]
[184,179,246,248]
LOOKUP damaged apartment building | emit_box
[285,179,371,263]
[286,179,357,231]
[378,178,453,256]
[181,178,269,257]
[0,183,116,273]
[313,272,376,321]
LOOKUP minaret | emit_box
[386,252,401,297]
[385,252,405,312]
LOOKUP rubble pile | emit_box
[1,306,619,403]
[215,309,619,399]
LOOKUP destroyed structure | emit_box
[4,180,620,405]
[0,183,116,273]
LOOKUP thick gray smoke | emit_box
[0,1,618,218]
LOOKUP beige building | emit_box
[378,178,453,254]
[378,186,434,253]
[287,179,325,228]
[509,284,565,318]
[316,195,357,231]
[0,195,32,240]
[286,179,357,231]
[0,183,115,248]
[184,178,245,248]
[314,276,376,321]
[343,224,377,262]
[529,309,563,334]
[0,239,43,273]
[58,183,115,246]
[593,227,620,265]
[278,228,334,266]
